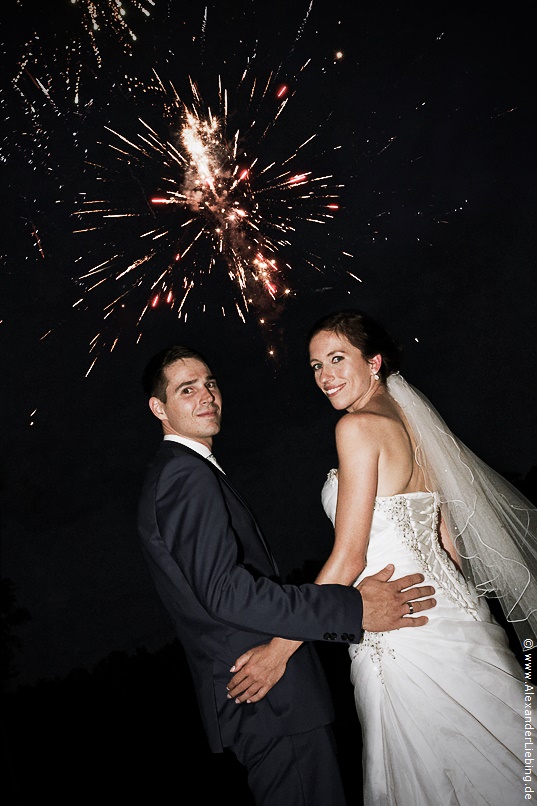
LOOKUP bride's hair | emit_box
[307,309,402,382]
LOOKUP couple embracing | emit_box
[137,309,533,805]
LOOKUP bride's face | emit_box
[309,330,380,411]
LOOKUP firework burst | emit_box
[73,64,345,365]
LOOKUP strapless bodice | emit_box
[321,469,482,619]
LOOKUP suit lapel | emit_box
[163,441,279,571]
[217,472,279,569]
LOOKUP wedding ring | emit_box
[408,602,414,615]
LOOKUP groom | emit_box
[137,345,436,805]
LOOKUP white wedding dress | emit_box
[322,471,525,806]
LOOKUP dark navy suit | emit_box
[137,440,363,803]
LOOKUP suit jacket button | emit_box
[348,633,356,641]
[341,633,348,641]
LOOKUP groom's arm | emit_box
[146,454,365,639]
[226,565,436,704]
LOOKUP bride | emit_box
[228,309,535,805]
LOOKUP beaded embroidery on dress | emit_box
[321,469,524,806]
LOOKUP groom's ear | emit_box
[149,396,167,422]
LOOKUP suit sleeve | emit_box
[152,454,363,642]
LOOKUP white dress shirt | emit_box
[163,434,225,472]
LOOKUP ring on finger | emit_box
[408,601,414,615]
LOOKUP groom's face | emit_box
[149,357,222,448]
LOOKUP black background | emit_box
[2,2,536,802]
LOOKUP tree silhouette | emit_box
[0,577,30,692]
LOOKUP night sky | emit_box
[2,1,536,689]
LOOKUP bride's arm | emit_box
[226,414,380,704]
[226,637,303,703]
[315,412,379,585]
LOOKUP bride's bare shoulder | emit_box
[335,409,390,441]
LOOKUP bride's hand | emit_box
[226,638,301,704]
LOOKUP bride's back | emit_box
[374,392,427,497]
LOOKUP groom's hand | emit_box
[358,564,436,631]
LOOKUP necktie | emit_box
[207,453,225,473]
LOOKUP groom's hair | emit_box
[142,345,211,401]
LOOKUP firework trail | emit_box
[72,0,155,58]
[11,0,156,107]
